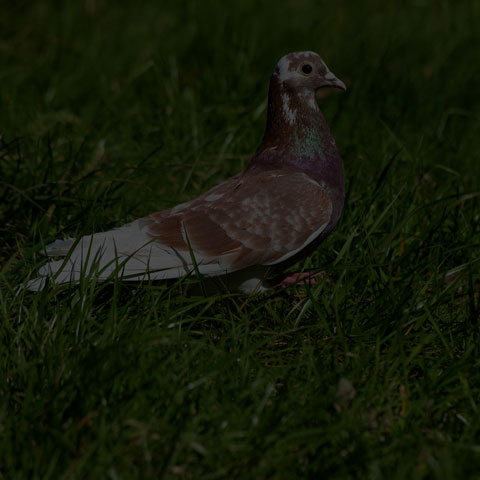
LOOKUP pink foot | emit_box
[272,271,325,288]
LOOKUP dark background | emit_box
[1,1,479,478]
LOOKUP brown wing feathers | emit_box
[144,170,332,272]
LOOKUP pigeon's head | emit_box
[274,51,346,98]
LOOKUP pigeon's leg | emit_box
[271,271,325,288]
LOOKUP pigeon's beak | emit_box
[323,71,347,91]
[316,72,346,99]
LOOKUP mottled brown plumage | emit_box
[143,170,332,271]
[27,51,346,294]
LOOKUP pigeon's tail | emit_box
[23,220,228,291]
[25,259,82,291]
[23,238,79,290]
[44,237,76,256]
[25,277,48,292]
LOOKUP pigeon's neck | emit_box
[248,75,344,201]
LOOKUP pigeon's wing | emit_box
[145,169,333,273]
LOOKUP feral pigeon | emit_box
[27,51,346,294]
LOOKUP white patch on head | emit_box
[276,56,297,82]
[205,193,224,202]
[298,51,318,57]
[275,52,323,82]
[281,92,297,124]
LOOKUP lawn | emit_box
[1,0,479,478]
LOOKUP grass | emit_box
[1,0,480,478]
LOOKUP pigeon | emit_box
[26,51,346,294]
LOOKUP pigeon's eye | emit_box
[301,64,313,75]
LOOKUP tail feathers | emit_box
[25,257,195,291]
[25,277,48,292]
[24,260,79,291]
[44,237,76,256]
[24,220,232,291]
